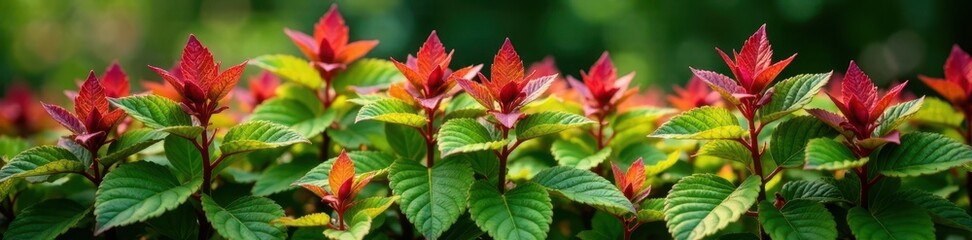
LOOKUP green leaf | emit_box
[444,93,487,120]
[468,181,553,240]
[251,98,336,138]
[664,175,761,240]
[323,213,372,240]
[437,118,507,157]
[0,146,83,182]
[386,124,427,161]
[551,138,611,170]
[273,212,331,227]
[873,132,972,177]
[577,212,623,240]
[771,116,838,168]
[158,126,205,140]
[533,166,635,215]
[95,161,202,234]
[0,136,28,159]
[346,196,400,219]
[3,199,91,240]
[758,73,831,122]
[846,202,934,240]
[102,129,167,166]
[332,58,405,93]
[912,97,963,128]
[637,198,666,222]
[649,106,747,140]
[779,180,846,203]
[873,97,924,136]
[250,54,323,89]
[697,140,751,164]
[758,200,837,240]
[612,107,676,132]
[514,111,594,140]
[221,120,310,156]
[252,157,319,196]
[108,95,192,128]
[294,151,394,187]
[202,195,287,240]
[389,158,474,239]
[897,189,972,231]
[356,98,426,128]
[147,203,199,240]
[164,135,204,183]
[804,138,867,170]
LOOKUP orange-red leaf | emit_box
[209,61,247,100]
[329,150,356,195]
[42,102,85,134]
[75,71,108,121]
[314,4,349,52]
[920,76,965,103]
[491,39,524,87]
[179,35,217,91]
[101,62,130,98]
[625,158,646,194]
[338,40,379,64]
[417,31,448,76]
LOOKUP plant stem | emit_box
[424,106,438,167]
[194,113,214,240]
[737,101,769,239]
[857,166,870,209]
[497,127,510,193]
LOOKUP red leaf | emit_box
[457,78,495,110]
[148,66,185,95]
[610,161,626,190]
[919,76,965,104]
[806,108,847,132]
[301,184,330,200]
[329,149,356,195]
[417,31,449,76]
[841,61,877,106]
[209,61,247,100]
[491,39,524,87]
[491,111,522,129]
[625,158,645,196]
[314,4,349,53]
[752,53,796,93]
[869,81,908,121]
[179,35,217,92]
[42,103,85,134]
[75,71,108,122]
[736,24,772,88]
[520,74,557,106]
[945,45,972,91]
[337,40,379,64]
[284,28,319,61]
[101,62,130,98]
[392,58,426,87]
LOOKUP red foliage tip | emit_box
[391,31,482,109]
[611,158,649,203]
[101,61,130,98]
[44,70,127,150]
[301,149,374,217]
[237,71,281,112]
[814,61,907,141]
[568,52,636,116]
[920,44,972,109]
[694,24,795,103]
[0,83,49,136]
[456,39,557,128]
[148,35,247,115]
[284,4,378,78]
[667,75,722,111]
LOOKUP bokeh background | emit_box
[0,0,970,99]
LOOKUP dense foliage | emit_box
[1,5,971,240]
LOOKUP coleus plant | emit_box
[250,4,401,163]
[94,35,307,239]
[274,149,397,239]
[918,45,972,203]
[352,31,482,239]
[650,24,835,239]
[795,61,972,239]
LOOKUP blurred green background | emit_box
[0,0,969,98]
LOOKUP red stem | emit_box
[497,127,511,193]
[424,105,439,167]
